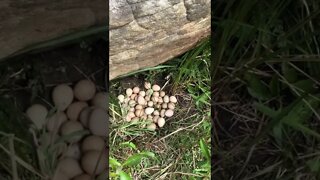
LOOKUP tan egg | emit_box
[160,91,165,97]
[125,115,132,122]
[169,96,177,103]
[133,87,140,94]
[153,110,160,116]
[73,174,92,180]
[153,92,160,97]
[81,150,107,175]
[158,97,163,103]
[127,112,135,118]
[66,101,88,121]
[130,93,137,100]
[82,135,105,152]
[155,104,161,109]
[135,109,144,117]
[146,89,153,96]
[26,104,48,129]
[135,105,143,110]
[126,88,133,96]
[157,118,166,127]
[165,109,174,117]
[60,121,84,143]
[57,158,83,178]
[88,108,108,136]
[168,102,175,109]
[137,96,145,105]
[153,115,159,123]
[160,109,165,117]
[91,92,107,109]
[147,101,154,107]
[64,143,81,160]
[147,123,157,131]
[163,95,169,103]
[145,95,151,101]
[144,101,148,106]
[117,94,125,103]
[139,91,146,97]
[52,84,74,111]
[79,107,93,128]
[129,107,135,112]
[151,96,158,103]
[144,82,151,89]
[162,103,168,109]
[128,100,136,107]
[145,107,154,115]
[131,117,139,123]
[152,84,161,91]
[74,79,96,101]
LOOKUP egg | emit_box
[52,169,69,180]
[135,105,143,110]
[157,117,165,127]
[64,143,81,160]
[144,82,151,89]
[81,150,107,175]
[133,87,140,94]
[52,84,74,111]
[46,111,67,132]
[126,88,133,96]
[160,109,165,117]
[162,103,168,109]
[146,89,153,96]
[145,107,154,115]
[152,84,161,91]
[147,123,157,131]
[81,135,105,152]
[153,110,160,116]
[168,102,175,109]
[73,79,96,101]
[130,93,137,100]
[91,92,107,109]
[131,117,139,122]
[153,115,159,123]
[163,95,169,103]
[79,107,93,128]
[26,104,48,129]
[66,101,88,121]
[160,91,165,97]
[153,92,159,97]
[60,121,84,143]
[169,96,177,103]
[137,96,145,105]
[139,91,146,97]
[96,172,108,180]
[88,108,108,136]
[57,158,83,178]
[147,101,154,107]
[165,109,174,117]
[117,94,125,103]
[135,109,144,117]
[73,174,92,180]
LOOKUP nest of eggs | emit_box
[118,82,177,130]
[25,79,107,180]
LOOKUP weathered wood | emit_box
[0,0,106,60]
[109,0,211,80]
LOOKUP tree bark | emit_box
[109,0,211,80]
[0,0,106,60]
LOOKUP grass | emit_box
[213,0,320,179]
[108,37,211,179]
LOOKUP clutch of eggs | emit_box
[117,82,177,131]
[25,79,108,179]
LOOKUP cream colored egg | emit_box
[153,115,159,123]
[127,112,135,118]
[82,135,105,152]
[57,158,83,178]
[26,104,48,129]
[137,96,145,105]
[135,105,143,110]
[91,92,107,109]
[133,87,140,94]
[139,91,146,97]
[160,109,165,117]
[151,96,158,103]
[144,82,151,89]
[88,108,108,136]
[126,88,133,96]
[160,91,165,97]
[81,150,107,175]
[130,93,137,100]
[60,121,84,143]
[169,96,177,103]
[46,111,67,132]
[135,109,144,117]
[79,107,93,128]
[153,92,159,97]
[129,107,135,112]
[162,103,168,109]
[165,109,174,117]
[157,117,165,127]
[153,110,160,116]
[168,102,175,109]
[74,79,96,101]
[147,123,157,131]
[117,94,125,103]
[52,84,74,111]
[163,95,169,103]
[66,101,88,121]
[128,100,136,107]
[145,95,151,101]
[147,101,154,107]
[145,107,154,115]
[152,84,161,91]
[158,97,163,103]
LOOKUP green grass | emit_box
[213,0,320,179]
[109,38,211,179]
